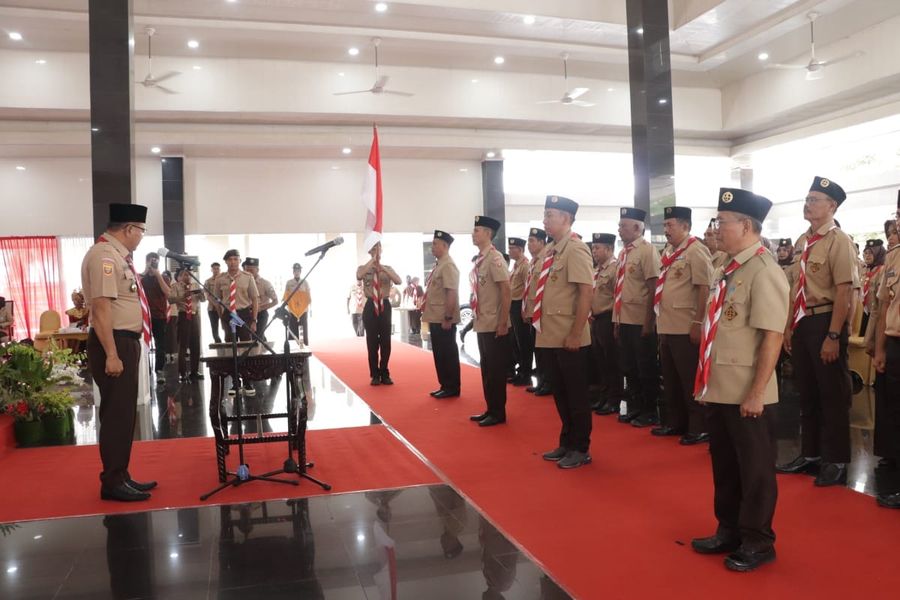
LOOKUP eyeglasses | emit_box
[129,224,146,234]
[710,218,743,229]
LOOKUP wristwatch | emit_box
[826,331,839,340]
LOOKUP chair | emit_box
[33,310,62,352]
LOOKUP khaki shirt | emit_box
[789,221,859,306]
[877,248,900,337]
[863,264,885,351]
[473,246,510,333]
[169,281,203,315]
[215,271,259,311]
[284,278,311,318]
[711,250,729,271]
[422,255,461,324]
[614,237,661,326]
[657,237,713,335]
[535,233,593,348]
[256,276,278,310]
[204,276,219,312]
[592,258,617,315]
[509,258,529,302]
[523,250,546,319]
[704,242,789,406]
[357,262,400,299]
[81,233,142,333]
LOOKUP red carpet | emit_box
[0,424,439,523]
[316,338,900,600]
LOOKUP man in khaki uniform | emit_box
[284,263,312,345]
[82,203,157,502]
[204,262,222,343]
[653,206,713,444]
[777,177,859,487]
[537,196,595,468]
[423,230,461,398]
[690,188,787,572]
[508,237,532,385]
[523,228,551,395]
[215,249,259,344]
[244,258,278,341]
[357,242,403,385]
[468,216,511,427]
[169,267,204,381]
[704,218,729,270]
[590,233,623,415]
[614,207,662,427]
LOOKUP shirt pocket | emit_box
[120,265,136,296]
[715,346,755,367]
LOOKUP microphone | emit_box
[304,236,344,256]
[158,247,201,267]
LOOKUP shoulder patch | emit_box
[102,258,114,276]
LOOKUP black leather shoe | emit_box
[470,412,489,422]
[618,411,640,423]
[542,447,568,461]
[679,433,711,446]
[651,426,684,437]
[690,535,741,555]
[127,478,158,492]
[478,415,506,427]
[595,402,620,416]
[380,374,394,385]
[814,463,847,487]
[534,386,552,397]
[101,482,150,502]
[558,451,591,469]
[630,414,658,428]
[370,377,381,386]
[776,456,820,474]
[724,548,776,572]
[877,492,900,508]
[429,389,443,397]
[433,389,460,399]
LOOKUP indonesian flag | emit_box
[362,125,384,252]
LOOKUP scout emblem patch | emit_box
[102,259,114,276]
[724,305,737,321]
[721,191,733,203]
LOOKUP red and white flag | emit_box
[362,125,384,252]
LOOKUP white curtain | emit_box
[58,236,93,300]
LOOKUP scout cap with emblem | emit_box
[592,233,616,246]
[223,249,240,260]
[474,215,501,234]
[663,206,691,221]
[433,230,455,245]
[508,237,526,248]
[865,239,884,250]
[778,238,793,248]
[292,262,301,269]
[109,203,147,224]
[528,227,547,241]
[718,188,773,222]
[545,195,579,215]
[244,257,259,267]
[810,176,847,205]
[620,207,647,221]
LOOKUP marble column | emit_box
[162,157,185,254]
[481,160,507,252]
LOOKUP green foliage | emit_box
[0,342,81,422]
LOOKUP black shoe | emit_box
[542,447,568,461]
[630,414,658,428]
[876,458,897,472]
[814,463,847,487]
[429,389,443,397]
[371,377,381,386]
[595,402,620,416]
[478,415,506,427]
[724,548,776,572]
[433,389,460,399]
[776,456,821,474]
[679,433,711,446]
[618,411,640,424]
[101,482,151,502]
[691,535,741,555]
[470,412,489,422]
[534,386,553,397]
[651,426,684,437]
[380,374,394,385]
[510,376,531,386]
[877,492,900,508]
[126,478,158,492]
[558,451,592,469]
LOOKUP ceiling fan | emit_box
[767,12,863,81]
[333,38,414,97]
[537,53,594,107]
[138,27,180,94]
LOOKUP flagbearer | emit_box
[423,230,462,398]
[357,242,402,386]
[81,203,157,502]
[652,206,713,444]
[691,188,788,572]
[537,196,595,469]
[777,177,858,487]
[468,216,512,427]
[590,233,624,415]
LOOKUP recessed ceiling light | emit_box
[375,2,388,12]
[35,59,46,65]
[226,0,238,3]
[348,47,360,56]
[342,147,352,155]
[331,165,340,170]
[15,165,26,171]
[91,127,99,132]
[471,79,479,83]
[494,56,505,65]
[523,15,536,25]
[192,65,202,70]
[338,72,345,77]
[658,98,668,104]
[486,151,496,158]
[636,27,644,34]
[9,32,22,41]
[187,40,199,49]
[607,87,615,92]
[151,146,161,154]
[459,168,468,172]
[33,535,42,540]
[169,552,179,559]
[757,52,769,61]
[6,566,17,574]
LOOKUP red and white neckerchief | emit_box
[613,242,636,318]
[185,286,194,320]
[532,233,578,332]
[372,266,383,316]
[417,268,435,310]
[98,235,152,346]
[228,277,237,313]
[694,246,767,400]
[863,265,883,313]
[521,255,541,318]
[654,237,699,316]
[468,252,489,316]
[791,225,837,330]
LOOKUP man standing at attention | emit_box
[423,230,461,399]
[508,236,532,385]
[204,262,222,344]
[141,251,171,383]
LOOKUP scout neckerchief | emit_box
[521,254,541,318]
[791,225,837,329]
[532,232,579,333]
[863,265,883,313]
[654,236,699,316]
[98,234,152,346]
[372,265,383,316]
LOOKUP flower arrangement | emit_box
[0,341,84,423]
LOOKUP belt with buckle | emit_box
[804,303,833,316]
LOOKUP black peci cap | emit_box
[545,195,579,216]
[244,257,259,267]
[592,233,616,245]
[434,230,455,245]
[778,238,792,248]
[717,188,773,222]
[663,206,692,221]
[508,237,526,248]
[223,249,240,260]
[810,176,846,205]
[474,215,501,232]
[865,239,884,250]
[292,262,301,269]
[528,227,547,241]
[620,207,647,221]
[109,203,147,224]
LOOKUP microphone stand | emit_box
[169,261,298,502]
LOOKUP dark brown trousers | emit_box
[177,313,201,376]
[659,333,706,434]
[590,311,623,403]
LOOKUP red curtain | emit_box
[0,236,65,340]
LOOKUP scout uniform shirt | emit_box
[204,276,219,313]
[215,271,259,311]
[358,263,400,300]
[81,234,142,333]
[788,220,860,308]
[877,248,900,337]
[703,241,790,405]
[864,253,892,351]
[284,278,311,318]
[169,281,203,315]
[523,248,547,320]
[657,237,713,335]
[536,233,594,348]
[256,276,278,309]
[711,250,729,271]
[473,246,510,333]
[615,237,662,326]
[422,254,461,324]
[510,257,529,302]
[591,258,617,315]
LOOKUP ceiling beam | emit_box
[393,0,627,24]
[670,0,728,30]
